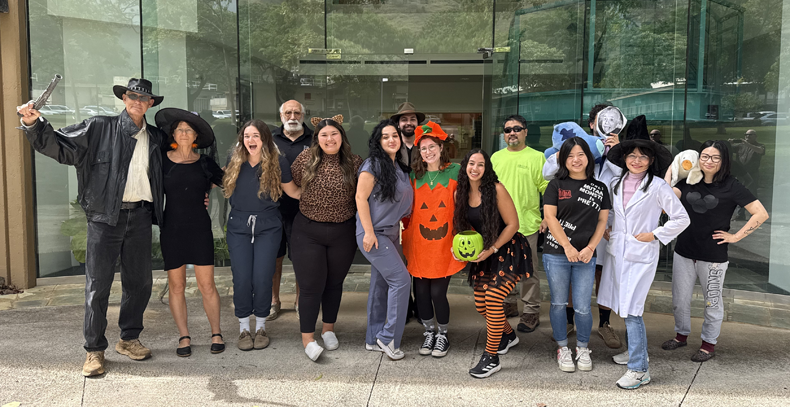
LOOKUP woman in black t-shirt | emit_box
[661,140,768,362]
[543,137,611,373]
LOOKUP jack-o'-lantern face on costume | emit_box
[418,192,450,241]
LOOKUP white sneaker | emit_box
[365,342,382,352]
[321,331,339,351]
[304,341,323,361]
[576,347,593,371]
[616,369,651,389]
[557,346,575,372]
[377,338,405,361]
[612,350,649,365]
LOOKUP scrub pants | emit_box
[358,230,411,349]
[227,210,282,319]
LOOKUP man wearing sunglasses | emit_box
[491,115,549,333]
[18,78,167,377]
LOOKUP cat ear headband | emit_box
[310,114,344,127]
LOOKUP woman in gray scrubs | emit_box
[355,120,414,360]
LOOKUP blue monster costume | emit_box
[544,122,605,164]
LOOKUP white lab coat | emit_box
[597,174,690,318]
[543,154,620,266]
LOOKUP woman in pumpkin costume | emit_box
[402,121,464,358]
[454,149,532,379]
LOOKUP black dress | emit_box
[160,153,224,270]
[466,203,533,289]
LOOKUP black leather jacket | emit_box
[24,110,165,227]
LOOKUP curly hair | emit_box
[300,119,357,191]
[367,119,410,202]
[411,135,451,180]
[222,119,283,201]
[588,103,612,128]
[453,149,501,248]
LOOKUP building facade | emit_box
[2,0,790,298]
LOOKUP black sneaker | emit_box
[432,333,450,358]
[469,353,501,378]
[497,331,520,355]
[419,331,435,356]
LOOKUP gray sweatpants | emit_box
[671,252,728,344]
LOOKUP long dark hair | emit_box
[699,140,731,183]
[301,119,357,191]
[411,135,451,180]
[613,143,655,194]
[453,149,500,248]
[367,119,410,202]
[555,137,595,180]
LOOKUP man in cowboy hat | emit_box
[391,102,426,166]
[390,101,426,323]
[18,78,167,377]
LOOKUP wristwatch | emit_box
[490,246,499,254]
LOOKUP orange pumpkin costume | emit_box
[404,122,465,278]
[403,162,465,278]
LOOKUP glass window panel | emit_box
[142,0,239,268]
[29,0,142,277]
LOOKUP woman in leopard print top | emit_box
[290,117,363,362]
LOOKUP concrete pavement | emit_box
[1,288,789,407]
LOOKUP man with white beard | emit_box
[269,100,313,321]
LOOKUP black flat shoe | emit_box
[177,336,191,357]
[210,333,225,354]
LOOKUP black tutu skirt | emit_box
[468,232,533,290]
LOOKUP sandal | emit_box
[210,333,225,354]
[177,336,191,357]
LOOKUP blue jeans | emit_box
[624,315,649,372]
[543,253,596,348]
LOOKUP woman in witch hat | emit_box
[155,108,225,357]
[597,115,690,390]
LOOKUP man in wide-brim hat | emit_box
[17,77,167,377]
[390,102,426,167]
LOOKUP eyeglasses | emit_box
[503,126,524,134]
[175,128,196,135]
[282,110,302,118]
[626,154,650,162]
[125,93,152,103]
[419,144,440,153]
[699,154,722,163]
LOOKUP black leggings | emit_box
[413,276,452,325]
[291,213,357,333]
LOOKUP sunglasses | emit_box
[126,93,152,103]
[504,126,525,134]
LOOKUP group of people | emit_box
[17,78,769,390]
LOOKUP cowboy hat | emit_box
[390,102,425,123]
[113,78,164,107]
[155,108,215,149]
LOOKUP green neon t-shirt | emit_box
[491,146,548,236]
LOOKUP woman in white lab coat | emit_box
[599,137,689,390]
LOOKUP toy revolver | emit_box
[18,74,62,116]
